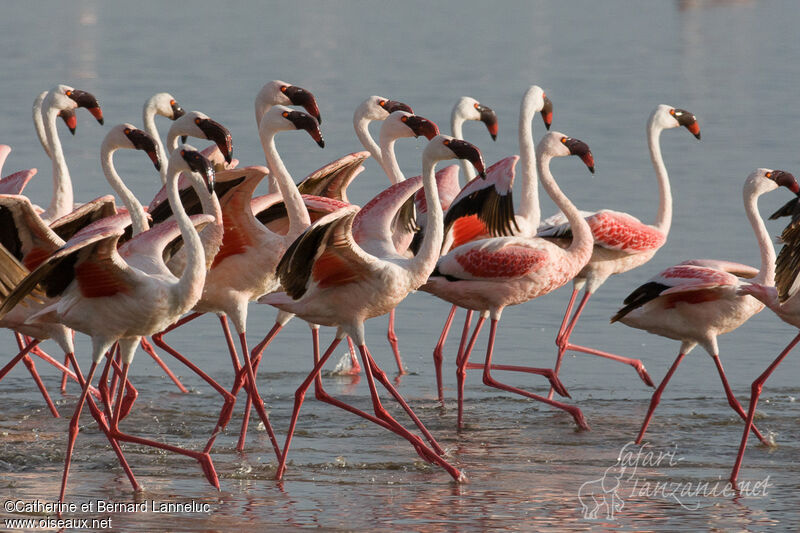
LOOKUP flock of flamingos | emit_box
[0,80,798,508]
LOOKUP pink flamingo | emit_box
[421,131,595,429]
[728,197,800,484]
[450,96,499,181]
[427,86,553,400]
[0,144,37,195]
[0,146,220,505]
[260,134,486,481]
[611,168,798,447]
[539,105,701,397]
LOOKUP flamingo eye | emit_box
[282,111,289,118]
[669,109,676,116]
[560,137,568,144]
[766,172,773,178]
[379,100,386,107]
[180,150,186,156]
[281,86,287,93]
[195,118,201,125]
[473,103,480,109]
[65,90,72,96]
[170,99,176,106]
[401,115,407,122]
[124,128,131,135]
[443,139,450,146]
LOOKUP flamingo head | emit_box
[541,93,553,130]
[147,93,185,121]
[757,169,799,195]
[118,124,161,171]
[270,105,325,148]
[383,111,439,141]
[172,111,233,164]
[377,97,413,116]
[669,107,701,139]
[175,144,216,194]
[475,102,498,140]
[258,80,321,124]
[402,114,439,140]
[428,135,486,178]
[540,132,594,173]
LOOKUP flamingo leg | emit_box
[357,345,463,481]
[60,361,100,508]
[364,350,445,455]
[456,312,481,428]
[433,305,457,403]
[276,337,343,480]
[550,292,654,396]
[636,351,687,444]
[106,361,219,490]
[65,353,139,494]
[138,337,188,393]
[347,337,361,374]
[481,319,590,430]
[234,331,282,460]
[237,320,285,449]
[386,309,405,374]
[730,331,800,485]
[710,354,769,445]
[29,348,96,399]
[463,362,570,397]
[10,335,59,418]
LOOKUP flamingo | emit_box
[0,146,220,505]
[142,92,186,185]
[428,86,553,400]
[538,105,700,397]
[421,132,595,429]
[0,144,37,196]
[260,134,486,481]
[730,202,800,485]
[32,90,77,160]
[610,168,799,448]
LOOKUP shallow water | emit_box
[1,1,800,531]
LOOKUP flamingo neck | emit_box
[648,119,672,236]
[408,157,443,284]
[537,153,593,256]
[32,91,52,159]
[744,189,776,286]
[517,96,541,231]
[450,111,473,183]
[100,142,149,236]
[167,166,206,311]
[261,131,311,237]
[354,113,383,168]
[143,102,168,185]
[255,101,281,194]
[378,134,405,185]
[41,104,73,224]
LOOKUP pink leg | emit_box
[386,309,405,375]
[731,331,800,485]
[464,362,570,398]
[357,345,463,481]
[139,337,188,393]
[482,319,590,430]
[65,353,138,493]
[236,321,285,449]
[710,354,769,445]
[60,350,70,393]
[456,312,481,428]
[234,331,282,460]
[347,337,361,374]
[364,350,445,455]
[107,362,219,489]
[150,312,209,375]
[636,351,687,444]
[8,335,59,417]
[277,337,343,480]
[433,305,457,403]
[60,361,100,507]
[30,349,98,399]
[552,292,654,394]
[219,315,241,373]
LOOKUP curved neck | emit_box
[261,131,311,237]
[100,142,149,236]
[744,190,776,286]
[143,103,169,185]
[648,120,672,235]
[354,114,383,168]
[33,92,52,159]
[41,105,73,223]
[517,99,540,229]
[450,112,472,182]
[378,134,405,185]
[537,153,593,253]
[167,167,206,309]
[408,157,443,282]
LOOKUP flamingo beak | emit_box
[171,100,186,120]
[61,110,77,135]
[477,104,498,141]
[284,85,322,125]
[563,137,595,174]
[773,170,800,194]
[405,115,440,140]
[381,99,414,114]
[287,110,325,148]
[673,108,701,140]
[126,128,162,171]
[541,95,553,130]
[67,89,104,124]
[446,138,486,178]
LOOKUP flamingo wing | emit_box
[296,151,369,203]
[443,156,520,239]
[678,259,759,278]
[611,263,740,322]
[49,195,118,242]
[415,164,461,214]
[276,205,376,299]
[0,195,64,269]
[539,210,665,253]
[433,237,551,282]
[775,217,800,302]
[351,177,423,246]
[121,214,215,272]
[254,193,351,237]
[0,168,37,195]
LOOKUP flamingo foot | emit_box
[562,342,655,388]
[463,362,571,398]
[197,452,221,490]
